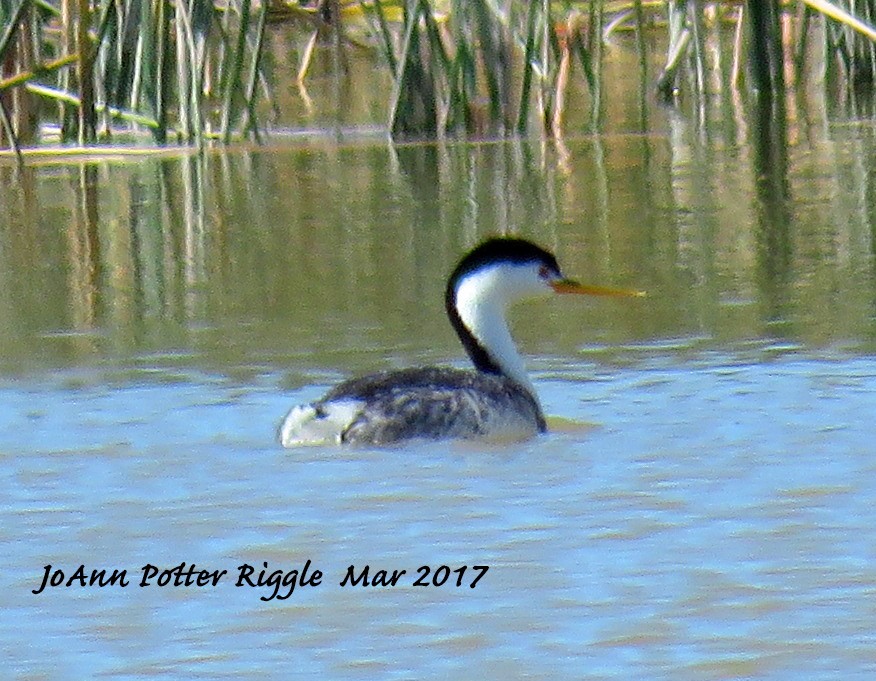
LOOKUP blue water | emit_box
[3,347,875,679]
[3,118,876,678]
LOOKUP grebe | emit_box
[279,237,643,447]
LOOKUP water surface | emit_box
[2,126,876,678]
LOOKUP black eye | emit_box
[538,265,553,280]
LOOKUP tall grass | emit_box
[360,0,604,138]
[1,0,876,149]
[809,0,876,111]
[362,0,876,138]
[0,0,270,150]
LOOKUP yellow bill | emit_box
[550,278,646,298]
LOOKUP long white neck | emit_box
[454,267,536,394]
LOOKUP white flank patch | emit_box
[278,400,364,447]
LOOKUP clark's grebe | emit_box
[279,237,643,447]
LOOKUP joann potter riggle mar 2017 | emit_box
[31,562,489,601]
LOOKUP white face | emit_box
[455,261,556,311]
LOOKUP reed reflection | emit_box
[751,89,793,327]
[0,130,874,373]
[66,165,102,346]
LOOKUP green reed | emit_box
[363,0,605,138]
[2,0,876,149]
[810,0,876,106]
[366,0,876,138]
[0,0,269,149]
